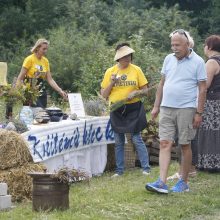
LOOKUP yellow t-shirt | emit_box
[22,54,50,79]
[101,63,148,104]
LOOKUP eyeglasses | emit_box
[170,29,189,40]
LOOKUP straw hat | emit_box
[31,39,49,53]
[114,46,135,61]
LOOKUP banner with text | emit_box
[22,117,114,162]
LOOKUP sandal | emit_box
[167,172,181,181]
[188,171,197,177]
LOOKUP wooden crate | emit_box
[147,139,179,164]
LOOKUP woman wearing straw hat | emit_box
[17,38,67,108]
[101,43,150,177]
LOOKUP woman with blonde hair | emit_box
[17,38,67,108]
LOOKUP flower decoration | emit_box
[0,84,25,106]
[21,79,43,105]
[0,79,43,106]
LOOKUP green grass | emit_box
[0,163,220,220]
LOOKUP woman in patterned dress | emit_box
[196,35,220,172]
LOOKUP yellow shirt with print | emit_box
[101,63,148,104]
[22,54,50,79]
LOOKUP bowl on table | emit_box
[46,106,63,115]
[46,106,63,122]
[50,115,63,122]
[35,117,50,124]
[34,109,50,124]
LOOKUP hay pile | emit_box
[0,130,46,202]
[0,130,33,169]
[0,163,45,202]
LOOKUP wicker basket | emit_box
[105,133,137,171]
[124,133,136,169]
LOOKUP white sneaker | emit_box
[142,171,150,175]
[167,172,181,181]
[111,173,120,178]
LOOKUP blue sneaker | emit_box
[145,178,169,194]
[171,179,189,193]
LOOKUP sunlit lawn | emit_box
[0,163,220,220]
[0,103,219,219]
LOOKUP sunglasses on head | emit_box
[171,29,189,40]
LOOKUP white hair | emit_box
[170,30,194,48]
[185,31,194,48]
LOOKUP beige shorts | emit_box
[159,107,196,145]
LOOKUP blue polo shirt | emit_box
[161,50,207,108]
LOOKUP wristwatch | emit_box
[195,111,203,116]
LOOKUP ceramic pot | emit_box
[46,106,63,122]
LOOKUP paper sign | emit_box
[0,62,7,86]
[68,93,85,117]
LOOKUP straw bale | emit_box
[0,162,46,202]
[0,130,33,169]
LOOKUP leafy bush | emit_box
[47,24,113,99]
[0,0,207,107]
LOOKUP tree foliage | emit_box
[0,0,219,101]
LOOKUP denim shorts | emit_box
[159,107,196,145]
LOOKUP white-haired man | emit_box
[146,29,207,193]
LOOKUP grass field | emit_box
[0,163,220,220]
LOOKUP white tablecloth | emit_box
[22,116,115,176]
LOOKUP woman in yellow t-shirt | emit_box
[101,43,150,177]
[17,38,67,108]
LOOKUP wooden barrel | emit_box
[29,173,69,211]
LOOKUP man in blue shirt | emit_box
[145,29,207,193]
